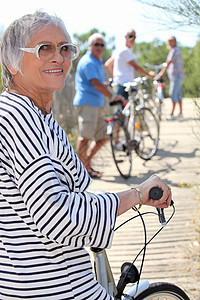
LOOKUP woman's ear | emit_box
[6,66,18,75]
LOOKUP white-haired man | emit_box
[73,33,124,178]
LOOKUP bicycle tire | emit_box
[157,100,162,121]
[144,98,158,117]
[110,119,132,179]
[134,107,159,160]
[156,88,163,121]
[134,282,190,300]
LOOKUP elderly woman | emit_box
[0,11,171,299]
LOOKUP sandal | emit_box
[88,167,102,178]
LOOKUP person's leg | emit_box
[169,79,176,116]
[178,81,183,115]
[178,101,182,115]
[171,102,176,115]
[87,138,108,171]
[87,107,109,175]
[76,138,89,169]
[76,104,95,169]
[167,79,178,120]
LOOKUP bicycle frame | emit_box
[89,189,189,300]
[91,247,150,299]
[153,79,164,102]
[125,87,145,141]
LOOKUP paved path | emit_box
[88,98,200,299]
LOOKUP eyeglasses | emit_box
[128,34,136,39]
[19,43,80,62]
[93,42,105,47]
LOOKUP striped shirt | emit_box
[0,90,119,299]
[167,46,185,82]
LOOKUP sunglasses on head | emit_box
[19,43,80,62]
[93,42,105,47]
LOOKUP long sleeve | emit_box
[18,154,119,248]
[0,91,118,299]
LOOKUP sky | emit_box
[0,0,199,49]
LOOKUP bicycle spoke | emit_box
[110,120,132,178]
[135,107,159,160]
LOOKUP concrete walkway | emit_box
[89,98,200,299]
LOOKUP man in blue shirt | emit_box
[73,33,124,178]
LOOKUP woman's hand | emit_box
[116,174,172,216]
[137,174,172,209]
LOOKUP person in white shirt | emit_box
[105,29,154,100]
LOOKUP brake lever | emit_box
[149,187,174,227]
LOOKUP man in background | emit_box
[105,29,154,100]
[73,33,124,178]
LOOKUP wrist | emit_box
[111,94,116,100]
[131,187,143,211]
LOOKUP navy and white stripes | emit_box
[0,90,119,299]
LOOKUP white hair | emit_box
[0,10,71,88]
[88,33,105,47]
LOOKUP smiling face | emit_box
[10,24,72,98]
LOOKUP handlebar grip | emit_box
[150,186,174,205]
[149,187,166,226]
[149,187,163,200]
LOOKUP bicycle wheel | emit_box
[110,119,132,179]
[134,282,190,300]
[155,80,164,121]
[157,99,162,121]
[134,107,159,160]
[145,97,158,118]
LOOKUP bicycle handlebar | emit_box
[149,187,163,200]
[149,187,174,227]
[145,62,167,71]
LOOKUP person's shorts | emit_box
[113,84,129,100]
[169,78,182,102]
[77,104,108,141]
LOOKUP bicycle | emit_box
[106,81,159,179]
[144,63,166,121]
[127,76,159,119]
[90,187,190,299]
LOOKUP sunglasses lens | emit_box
[128,35,136,39]
[94,43,104,47]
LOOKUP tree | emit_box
[134,0,200,29]
[131,39,169,95]
[182,40,200,97]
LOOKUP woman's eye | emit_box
[39,44,52,52]
[61,45,70,52]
